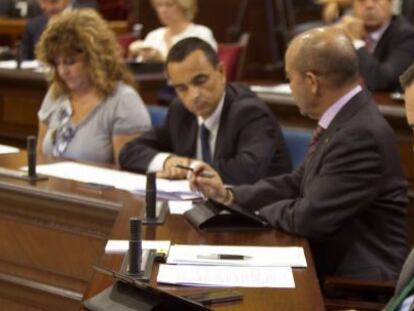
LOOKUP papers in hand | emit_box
[31,162,200,200]
[250,83,292,95]
[157,265,295,288]
[167,245,307,267]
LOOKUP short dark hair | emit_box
[400,63,414,90]
[166,37,219,68]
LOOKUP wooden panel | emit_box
[0,175,121,311]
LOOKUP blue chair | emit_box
[147,105,168,127]
[282,127,312,169]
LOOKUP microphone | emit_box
[145,172,156,220]
[142,171,168,225]
[128,217,142,276]
[15,42,21,70]
[27,136,37,178]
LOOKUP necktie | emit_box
[200,124,212,163]
[308,125,325,155]
[364,35,375,53]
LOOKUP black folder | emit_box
[83,266,210,311]
[184,200,270,232]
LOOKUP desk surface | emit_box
[0,152,325,311]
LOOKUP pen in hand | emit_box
[175,164,214,178]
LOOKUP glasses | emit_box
[52,105,76,156]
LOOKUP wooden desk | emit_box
[0,152,324,310]
[0,67,166,147]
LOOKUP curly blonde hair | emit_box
[36,9,135,98]
[151,0,198,21]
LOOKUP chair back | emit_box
[282,127,312,169]
[217,33,250,81]
[117,34,136,58]
[147,105,168,127]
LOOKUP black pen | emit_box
[175,164,214,178]
[196,253,252,260]
[79,182,115,190]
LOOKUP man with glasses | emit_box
[119,37,292,185]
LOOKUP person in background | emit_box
[128,0,217,62]
[35,9,150,164]
[120,38,292,185]
[189,27,408,282]
[20,0,97,60]
[335,0,414,91]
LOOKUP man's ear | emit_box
[217,62,226,83]
[306,71,319,95]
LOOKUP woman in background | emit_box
[129,0,217,62]
[36,9,150,164]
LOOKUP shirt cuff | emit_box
[353,39,365,50]
[148,152,171,172]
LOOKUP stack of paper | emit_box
[157,265,295,288]
[105,240,171,257]
[31,162,200,200]
[166,245,307,267]
[0,144,19,154]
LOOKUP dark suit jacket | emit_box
[233,89,408,281]
[358,15,414,92]
[20,1,98,60]
[20,14,48,60]
[119,83,292,185]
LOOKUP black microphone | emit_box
[128,217,142,275]
[145,172,156,219]
[15,42,21,70]
[27,136,37,178]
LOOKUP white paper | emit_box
[0,60,41,69]
[105,240,171,256]
[167,245,307,267]
[250,83,292,95]
[157,264,295,288]
[30,162,200,199]
[168,200,194,214]
[0,144,19,154]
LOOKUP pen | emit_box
[196,254,252,260]
[175,164,214,178]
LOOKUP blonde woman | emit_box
[36,9,150,164]
[129,0,217,62]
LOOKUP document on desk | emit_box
[168,200,194,214]
[157,264,295,288]
[0,60,41,70]
[167,245,307,267]
[250,83,292,95]
[105,240,171,256]
[31,162,200,200]
[0,144,19,154]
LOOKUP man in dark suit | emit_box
[394,63,414,311]
[119,38,292,185]
[337,0,414,92]
[21,0,97,60]
[190,27,408,282]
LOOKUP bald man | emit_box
[190,27,409,282]
[337,0,414,92]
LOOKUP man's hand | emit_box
[336,15,365,40]
[157,156,191,179]
[188,162,233,205]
